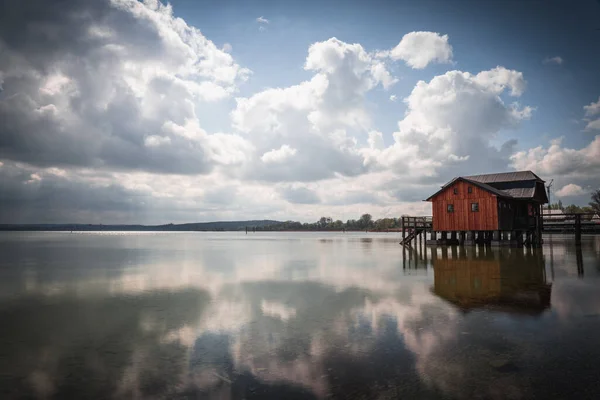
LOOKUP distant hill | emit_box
[0,220,282,232]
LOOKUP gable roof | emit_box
[425,177,513,201]
[425,171,548,202]
[463,171,544,184]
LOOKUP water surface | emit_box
[0,232,599,399]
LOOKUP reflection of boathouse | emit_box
[432,247,551,314]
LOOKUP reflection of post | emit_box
[549,235,554,280]
[576,245,584,277]
[575,214,582,246]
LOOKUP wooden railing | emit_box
[400,216,432,230]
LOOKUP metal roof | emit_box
[464,171,544,184]
[425,172,547,201]
[500,187,536,199]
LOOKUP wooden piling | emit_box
[575,214,582,245]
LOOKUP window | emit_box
[468,186,472,194]
[471,202,479,212]
[447,204,454,213]
[453,188,458,195]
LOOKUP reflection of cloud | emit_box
[4,233,423,300]
[4,233,600,398]
[0,288,210,399]
[261,299,297,320]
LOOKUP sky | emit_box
[0,0,599,224]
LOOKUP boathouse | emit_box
[425,171,549,245]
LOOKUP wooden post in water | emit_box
[402,216,406,244]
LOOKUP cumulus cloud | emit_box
[363,67,531,183]
[556,184,586,197]
[584,97,600,131]
[389,95,397,102]
[261,145,297,164]
[231,37,396,182]
[585,119,600,131]
[543,56,563,65]
[584,97,600,117]
[386,32,453,69]
[278,186,321,204]
[256,16,269,24]
[511,136,600,180]
[0,0,250,174]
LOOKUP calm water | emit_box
[0,232,599,399]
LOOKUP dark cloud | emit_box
[0,162,150,223]
[0,0,246,175]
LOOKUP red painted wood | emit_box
[429,180,499,231]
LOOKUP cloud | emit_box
[256,16,269,24]
[511,136,600,182]
[222,42,233,53]
[543,56,563,65]
[231,37,396,182]
[583,97,600,131]
[584,97,600,117]
[556,183,586,197]
[385,31,453,69]
[363,67,531,183]
[278,186,321,204]
[261,145,298,164]
[0,0,251,174]
[389,95,397,102]
[585,119,600,131]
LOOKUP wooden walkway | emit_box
[400,213,598,247]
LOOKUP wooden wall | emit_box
[431,180,499,231]
[433,257,502,307]
[432,250,549,310]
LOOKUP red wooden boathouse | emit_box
[425,171,549,245]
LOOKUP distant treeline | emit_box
[253,214,405,231]
[0,214,409,232]
[0,220,280,232]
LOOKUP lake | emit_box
[0,232,599,399]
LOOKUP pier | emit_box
[400,213,598,247]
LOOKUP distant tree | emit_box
[590,189,600,214]
[319,217,328,228]
[359,213,373,229]
[564,204,581,214]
